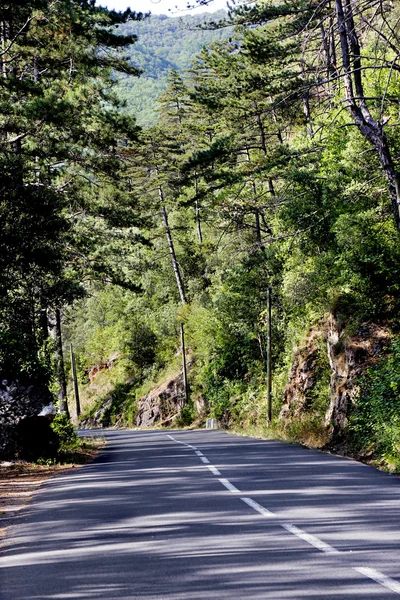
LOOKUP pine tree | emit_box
[0,0,143,388]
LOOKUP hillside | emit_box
[117,11,231,125]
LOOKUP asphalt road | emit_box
[2,429,400,599]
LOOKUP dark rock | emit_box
[280,328,323,420]
[15,416,59,461]
[81,396,114,428]
[325,315,391,440]
[0,380,56,458]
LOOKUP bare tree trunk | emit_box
[334,0,400,229]
[158,184,189,403]
[47,309,69,416]
[269,97,283,144]
[268,178,275,198]
[254,206,262,246]
[159,189,187,305]
[1,20,7,79]
[70,343,81,419]
[180,323,189,404]
[256,111,268,155]
[302,90,314,138]
[194,172,203,243]
[245,146,263,247]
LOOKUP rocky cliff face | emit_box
[280,325,326,420]
[280,315,391,443]
[136,373,186,427]
[325,315,391,440]
[0,380,56,458]
[81,371,188,429]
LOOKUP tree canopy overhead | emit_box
[0,0,143,383]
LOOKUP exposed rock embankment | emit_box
[326,315,391,440]
[136,373,185,427]
[280,315,391,443]
[81,370,188,428]
[86,352,120,383]
[0,381,56,459]
[280,324,327,420]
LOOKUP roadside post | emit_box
[180,323,189,404]
[70,343,81,419]
[266,287,272,423]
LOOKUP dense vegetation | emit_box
[1,0,400,470]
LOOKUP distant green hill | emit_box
[117,11,230,126]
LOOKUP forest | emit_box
[114,10,231,125]
[1,0,400,472]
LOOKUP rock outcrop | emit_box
[280,324,327,420]
[81,396,114,428]
[0,380,56,458]
[87,352,120,383]
[280,315,391,443]
[136,373,185,427]
[325,314,391,440]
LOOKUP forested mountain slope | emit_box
[116,11,230,125]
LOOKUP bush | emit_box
[51,413,79,452]
[16,416,60,461]
[176,403,196,427]
[349,336,400,470]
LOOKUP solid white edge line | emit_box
[200,456,210,464]
[354,567,400,595]
[219,478,240,493]
[207,465,221,476]
[282,523,340,555]
[241,497,276,518]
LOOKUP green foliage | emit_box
[115,12,231,125]
[176,403,197,427]
[51,414,79,452]
[0,0,142,387]
[99,382,137,428]
[349,337,400,470]
[4,0,400,472]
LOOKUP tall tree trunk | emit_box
[159,189,187,305]
[159,193,189,404]
[245,146,263,247]
[47,309,69,416]
[194,172,203,243]
[302,90,314,138]
[334,0,400,230]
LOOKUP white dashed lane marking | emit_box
[354,568,400,594]
[207,465,221,476]
[167,434,400,595]
[281,523,340,555]
[218,478,240,493]
[241,497,275,518]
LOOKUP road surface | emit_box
[1,429,400,599]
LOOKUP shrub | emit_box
[51,413,79,452]
[349,336,400,470]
